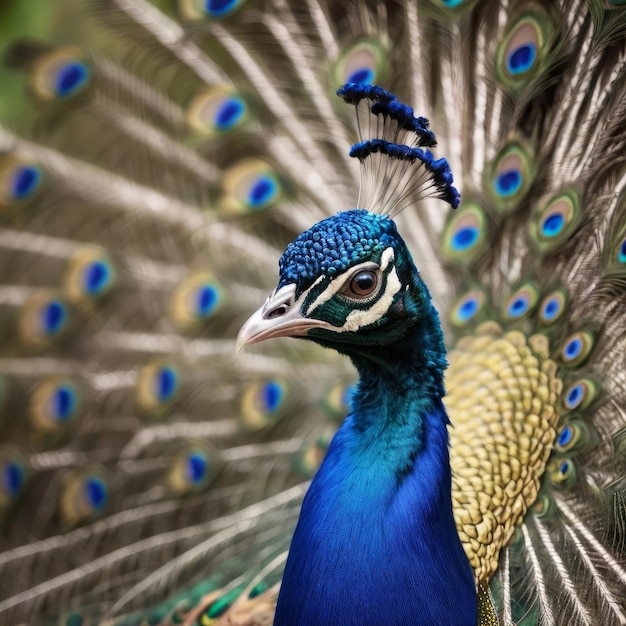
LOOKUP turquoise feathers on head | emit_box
[278,210,400,290]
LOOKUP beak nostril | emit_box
[267,305,288,319]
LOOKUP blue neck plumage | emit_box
[274,306,477,625]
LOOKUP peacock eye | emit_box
[346,270,378,298]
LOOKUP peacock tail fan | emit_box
[0,0,625,625]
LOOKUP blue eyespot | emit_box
[171,274,223,326]
[263,380,284,413]
[186,89,248,135]
[335,41,384,89]
[567,384,582,408]
[84,260,111,296]
[503,285,537,321]
[452,226,479,251]
[204,0,244,18]
[156,366,178,403]
[347,67,376,85]
[539,290,567,325]
[507,43,536,75]
[549,456,576,486]
[56,61,90,98]
[11,165,42,200]
[215,97,246,130]
[248,175,278,209]
[507,296,528,318]
[542,297,559,320]
[3,460,25,498]
[85,476,108,511]
[541,213,564,238]
[494,169,522,197]
[564,337,582,360]
[54,385,77,421]
[187,452,208,485]
[560,332,593,366]
[459,298,478,321]
[441,0,465,6]
[558,426,573,447]
[563,379,595,411]
[42,300,67,336]
[169,448,214,494]
[196,284,220,317]
[450,289,487,327]
[618,238,626,264]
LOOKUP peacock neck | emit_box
[274,313,477,625]
[347,305,448,461]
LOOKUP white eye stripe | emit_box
[305,248,395,316]
[344,263,402,331]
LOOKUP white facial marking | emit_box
[305,246,401,332]
[344,250,401,331]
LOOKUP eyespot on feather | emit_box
[495,12,552,88]
[334,40,388,87]
[441,203,488,263]
[240,379,287,429]
[171,272,224,327]
[529,191,580,254]
[179,0,246,20]
[502,283,539,321]
[487,143,533,211]
[60,468,109,525]
[136,361,181,416]
[30,48,90,101]
[0,154,42,208]
[548,457,577,488]
[168,447,216,494]
[449,287,487,328]
[538,289,568,325]
[559,331,594,367]
[555,421,593,454]
[65,247,116,303]
[187,87,248,135]
[19,291,70,346]
[29,377,80,434]
[439,0,471,7]
[561,378,598,412]
[0,451,27,513]
[221,159,281,213]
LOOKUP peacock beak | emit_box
[236,283,328,350]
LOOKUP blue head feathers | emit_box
[278,210,400,293]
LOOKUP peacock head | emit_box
[238,84,456,371]
[237,209,442,365]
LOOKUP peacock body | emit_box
[0,1,625,625]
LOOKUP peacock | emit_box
[0,0,625,624]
